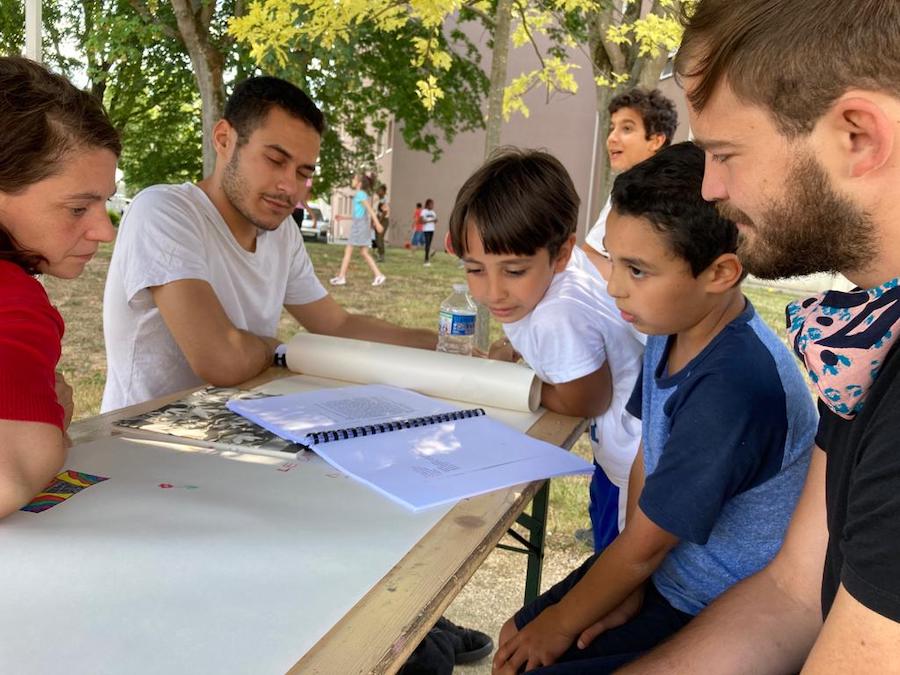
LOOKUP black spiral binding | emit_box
[304,408,486,446]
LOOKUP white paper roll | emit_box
[285,333,541,412]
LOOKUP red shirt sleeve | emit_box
[0,262,65,429]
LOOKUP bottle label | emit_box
[439,310,476,336]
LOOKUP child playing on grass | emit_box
[448,148,645,553]
[491,142,818,674]
[330,173,385,287]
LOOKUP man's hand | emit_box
[488,337,520,363]
[576,585,645,649]
[492,604,577,674]
[55,371,74,430]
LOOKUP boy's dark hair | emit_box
[225,76,325,143]
[676,0,900,136]
[416,202,422,208]
[0,56,121,274]
[609,88,678,146]
[449,147,579,260]
[611,142,739,277]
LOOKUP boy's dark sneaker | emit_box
[435,617,494,664]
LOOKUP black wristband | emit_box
[273,343,287,368]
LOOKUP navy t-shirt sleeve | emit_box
[625,366,644,420]
[639,370,788,544]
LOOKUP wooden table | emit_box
[70,369,586,674]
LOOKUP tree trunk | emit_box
[584,0,677,227]
[484,0,513,159]
[169,0,225,177]
[593,87,615,219]
[635,50,669,90]
[586,7,622,228]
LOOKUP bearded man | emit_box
[619,1,900,672]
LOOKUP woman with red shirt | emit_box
[0,57,120,517]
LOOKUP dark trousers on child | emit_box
[423,231,434,262]
[512,553,694,674]
[375,217,390,260]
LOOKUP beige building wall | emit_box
[376,30,690,251]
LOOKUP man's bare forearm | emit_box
[193,330,279,387]
[331,314,438,350]
[619,566,821,674]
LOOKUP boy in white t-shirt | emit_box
[448,148,644,552]
[582,88,678,278]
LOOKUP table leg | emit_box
[522,481,549,603]
[496,480,549,605]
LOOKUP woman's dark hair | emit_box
[449,147,578,261]
[609,88,678,146]
[0,57,121,274]
[611,142,739,277]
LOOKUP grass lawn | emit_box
[45,239,800,551]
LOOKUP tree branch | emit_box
[513,0,545,70]
[128,0,179,40]
[461,0,496,30]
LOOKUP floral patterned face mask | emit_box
[786,279,900,419]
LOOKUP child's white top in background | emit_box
[420,208,437,232]
[584,197,612,255]
[502,247,644,530]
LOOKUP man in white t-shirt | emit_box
[583,89,678,278]
[102,77,436,412]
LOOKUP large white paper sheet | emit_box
[0,437,451,675]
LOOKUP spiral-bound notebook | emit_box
[227,384,592,511]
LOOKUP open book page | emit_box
[284,333,542,412]
[226,384,460,445]
[115,387,303,457]
[254,375,544,432]
[309,414,592,511]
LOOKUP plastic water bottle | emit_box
[437,284,477,355]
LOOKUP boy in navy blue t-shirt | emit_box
[492,142,817,674]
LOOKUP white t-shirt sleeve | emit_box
[507,298,608,385]
[118,188,211,303]
[584,197,612,254]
